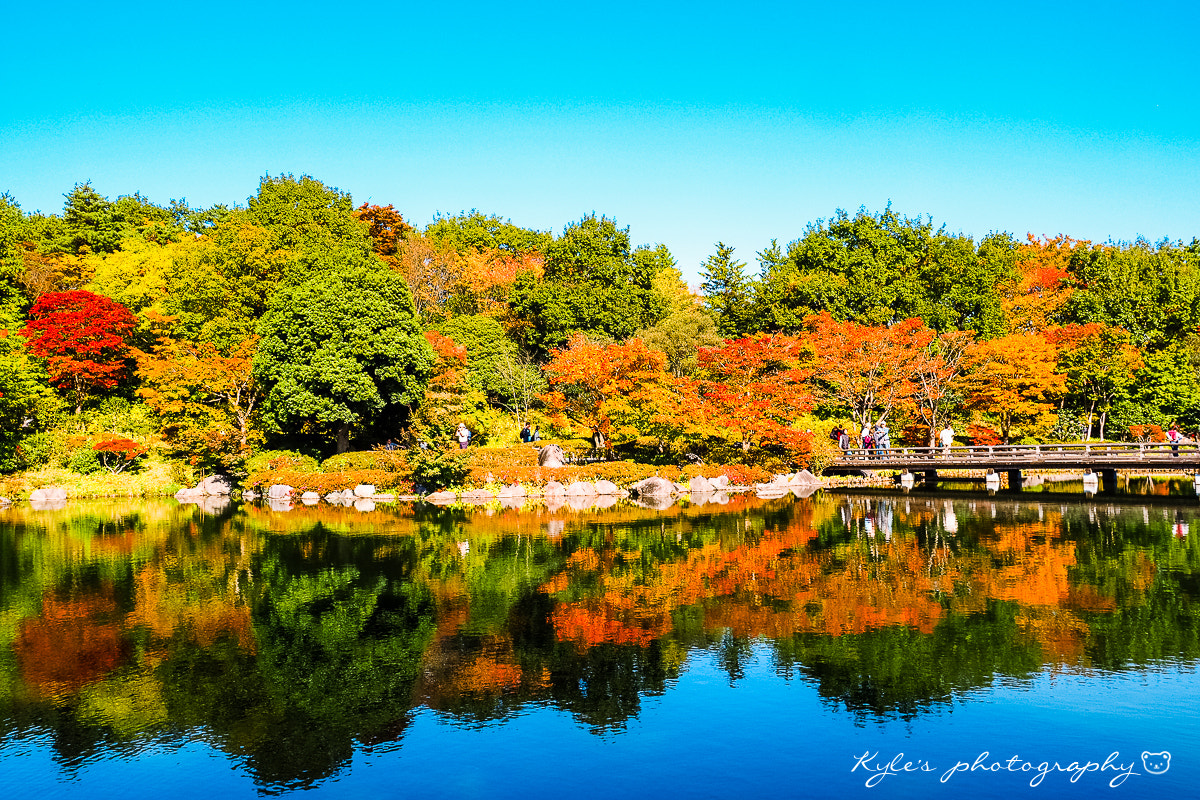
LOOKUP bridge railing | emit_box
[836,441,1200,463]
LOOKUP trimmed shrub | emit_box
[245,449,320,476]
[320,448,409,473]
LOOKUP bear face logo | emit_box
[1141,751,1171,775]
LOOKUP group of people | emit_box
[519,423,541,443]
[829,421,958,455]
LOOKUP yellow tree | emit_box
[961,333,1066,442]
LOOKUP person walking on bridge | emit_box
[939,424,954,453]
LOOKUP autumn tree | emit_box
[802,313,930,436]
[910,329,976,446]
[696,333,813,458]
[354,203,414,268]
[408,330,493,447]
[135,316,264,470]
[1000,235,1079,333]
[21,290,137,414]
[961,333,1065,442]
[394,232,464,324]
[541,335,671,440]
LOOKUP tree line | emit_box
[2,176,1199,474]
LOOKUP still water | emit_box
[1,487,1198,799]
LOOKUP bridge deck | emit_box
[833,441,1200,472]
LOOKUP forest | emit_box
[2,174,1199,492]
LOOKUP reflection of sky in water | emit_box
[4,650,1193,800]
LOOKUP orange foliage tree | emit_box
[961,333,1065,442]
[802,313,929,436]
[354,203,414,269]
[1000,235,1081,333]
[541,335,673,444]
[696,333,813,459]
[135,312,263,470]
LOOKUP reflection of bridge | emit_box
[832,442,1200,490]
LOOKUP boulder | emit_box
[631,476,676,498]
[0,496,9,506]
[594,480,622,496]
[689,476,714,494]
[175,486,203,501]
[538,444,566,468]
[710,474,730,490]
[498,484,527,499]
[543,480,567,497]
[30,486,68,503]
[794,469,820,485]
[427,491,457,505]
[301,491,321,503]
[242,490,259,501]
[565,481,597,496]
[267,484,294,499]
[196,474,235,496]
[462,488,495,502]
[353,484,376,498]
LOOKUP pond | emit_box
[1,487,1198,799]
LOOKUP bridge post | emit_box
[1006,469,1023,490]
[1100,468,1119,494]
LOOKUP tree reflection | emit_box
[1,492,1199,785]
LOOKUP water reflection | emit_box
[1,489,1198,790]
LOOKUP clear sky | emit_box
[3,1,1198,284]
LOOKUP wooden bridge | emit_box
[831,441,1200,490]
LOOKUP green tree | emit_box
[0,194,26,318]
[509,215,667,356]
[425,210,550,255]
[1065,239,1200,346]
[758,206,1012,336]
[254,264,433,453]
[243,174,376,278]
[700,242,756,337]
[0,325,55,471]
[434,314,521,398]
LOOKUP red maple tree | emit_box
[21,290,137,414]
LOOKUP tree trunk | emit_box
[337,422,351,454]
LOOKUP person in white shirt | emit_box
[939,424,954,452]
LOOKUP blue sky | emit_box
[3,1,1198,284]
